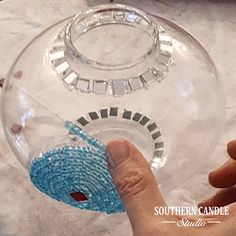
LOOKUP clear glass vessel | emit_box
[1,4,225,211]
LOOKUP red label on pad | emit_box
[70,192,88,202]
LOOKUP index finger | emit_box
[209,140,236,188]
[209,160,236,188]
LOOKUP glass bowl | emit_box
[1,4,225,213]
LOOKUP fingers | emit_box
[227,139,236,160]
[199,187,236,209]
[209,159,236,188]
[106,139,166,228]
[209,140,236,188]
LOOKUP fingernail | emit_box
[210,160,230,174]
[198,197,212,209]
[209,170,216,177]
[106,140,130,169]
[106,150,116,169]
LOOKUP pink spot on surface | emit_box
[11,124,23,134]
[13,70,23,79]
[70,192,88,202]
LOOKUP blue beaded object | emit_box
[29,121,124,214]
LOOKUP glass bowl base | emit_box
[78,107,165,167]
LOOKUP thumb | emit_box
[106,139,166,227]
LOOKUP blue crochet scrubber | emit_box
[29,121,124,214]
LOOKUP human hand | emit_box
[106,140,236,236]
[199,140,236,210]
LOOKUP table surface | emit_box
[0,0,236,235]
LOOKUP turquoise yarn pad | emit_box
[29,121,124,214]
